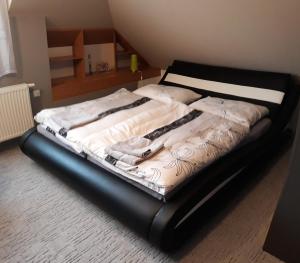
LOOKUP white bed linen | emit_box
[80,101,192,157]
[35,88,143,133]
[190,96,269,127]
[105,137,164,165]
[66,100,165,152]
[38,99,191,154]
[84,111,249,195]
[34,91,269,196]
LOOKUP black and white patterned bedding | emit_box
[35,88,270,196]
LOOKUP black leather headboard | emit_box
[160,60,298,131]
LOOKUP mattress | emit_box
[36,117,271,200]
[37,125,86,158]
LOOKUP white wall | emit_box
[109,0,300,79]
[10,0,113,28]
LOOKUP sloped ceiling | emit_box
[109,0,300,78]
[10,0,113,28]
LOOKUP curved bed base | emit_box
[19,127,292,250]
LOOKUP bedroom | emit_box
[0,0,300,262]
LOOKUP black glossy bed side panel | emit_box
[20,129,163,237]
[20,127,292,250]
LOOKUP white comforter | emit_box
[35,88,143,134]
[81,101,192,154]
[36,91,191,154]
[82,110,249,195]
[35,88,151,152]
[66,99,177,152]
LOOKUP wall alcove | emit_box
[47,28,160,101]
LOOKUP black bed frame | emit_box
[19,60,299,250]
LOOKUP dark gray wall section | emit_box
[0,15,51,114]
[264,104,300,263]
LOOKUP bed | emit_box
[19,60,299,250]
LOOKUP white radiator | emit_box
[0,83,34,142]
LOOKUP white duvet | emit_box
[35,88,143,133]
[66,99,174,152]
[81,101,192,154]
[83,110,249,195]
[35,88,151,152]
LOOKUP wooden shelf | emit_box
[47,29,82,47]
[48,28,156,101]
[49,56,83,63]
[84,28,114,45]
[51,75,76,86]
[52,67,161,101]
[116,50,132,55]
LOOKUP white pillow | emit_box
[133,84,202,104]
[189,96,269,127]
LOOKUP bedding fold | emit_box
[105,137,164,165]
[65,99,165,152]
[104,109,202,166]
[85,111,250,195]
[80,97,268,195]
[81,101,193,156]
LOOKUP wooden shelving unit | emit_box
[47,28,160,101]
[52,67,160,101]
[49,56,83,63]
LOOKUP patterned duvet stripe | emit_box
[55,97,151,138]
[59,128,68,137]
[144,110,202,141]
[46,126,56,136]
[105,110,203,166]
[98,97,151,119]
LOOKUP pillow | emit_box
[133,84,202,104]
[189,96,269,127]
